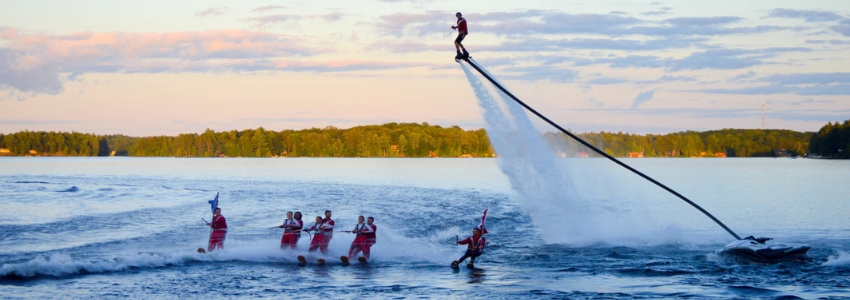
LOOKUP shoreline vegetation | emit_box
[0,120,847,158]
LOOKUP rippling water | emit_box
[1,157,848,298]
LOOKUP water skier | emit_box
[347,216,377,262]
[304,216,325,253]
[452,227,485,268]
[451,12,469,60]
[305,211,335,254]
[277,211,303,249]
[319,210,335,253]
[206,207,227,252]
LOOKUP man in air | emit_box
[451,12,469,60]
[206,207,227,252]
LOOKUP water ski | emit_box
[358,257,368,263]
[451,260,459,268]
[297,255,307,265]
[197,248,206,253]
[316,258,326,265]
[340,256,350,266]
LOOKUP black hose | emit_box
[461,58,741,240]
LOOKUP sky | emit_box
[1,0,848,136]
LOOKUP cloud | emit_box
[500,65,578,82]
[572,47,809,71]
[252,5,285,13]
[788,98,835,106]
[321,13,345,22]
[587,77,628,85]
[696,72,850,95]
[376,12,447,37]
[367,41,446,53]
[243,14,301,28]
[195,7,228,18]
[586,96,605,107]
[0,28,423,96]
[768,8,850,36]
[631,90,655,109]
[729,71,756,82]
[0,48,64,94]
[768,8,845,22]
[484,37,708,52]
[831,19,850,36]
[635,75,697,84]
[757,72,850,85]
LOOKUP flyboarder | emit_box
[206,207,227,252]
[451,11,469,60]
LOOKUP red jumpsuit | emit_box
[207,215,227,252]
[348,223,377,259]
[457,234,485,263]
[306,218,334,254]
[280,218,303,249]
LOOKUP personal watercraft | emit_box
[721,236,810,263]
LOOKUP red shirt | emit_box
[365,224,377,240]
[457,18,468,34]
[458,234,485,250]
[211,215,227,231]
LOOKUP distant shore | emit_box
[3,121,844,158]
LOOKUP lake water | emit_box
[1,157,848,298]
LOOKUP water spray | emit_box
[459,58,741,241]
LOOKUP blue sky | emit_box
[1,0,848,135]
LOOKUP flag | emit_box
[478,209,488,235]
[208,192,219,214]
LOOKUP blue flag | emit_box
[208,192,219,214]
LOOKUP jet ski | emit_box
[721,236,810,263]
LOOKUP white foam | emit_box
[0,226,457,278]
[823,250,850,267]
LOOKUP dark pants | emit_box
[455,33,466,44]
[457,248,482,263]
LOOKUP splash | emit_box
[460,62,682,246]
[823,250,850,267]
[0,227,453,279]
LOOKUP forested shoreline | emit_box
[1,120,846,158]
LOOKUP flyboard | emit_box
[456,54,810,264]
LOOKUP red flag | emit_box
[478,209,488,235]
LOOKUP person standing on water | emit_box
[347,215,376,261]
[206,208,227,252]
[277,211,303,249]
[451,12,469,60]
[318,210,335,254]
[452,227,485,268]
[305,216,325,253]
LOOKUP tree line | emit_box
[547,129,812,158]
[0,122,825,158]
[126,123,492,158]
[809,119,850,158]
